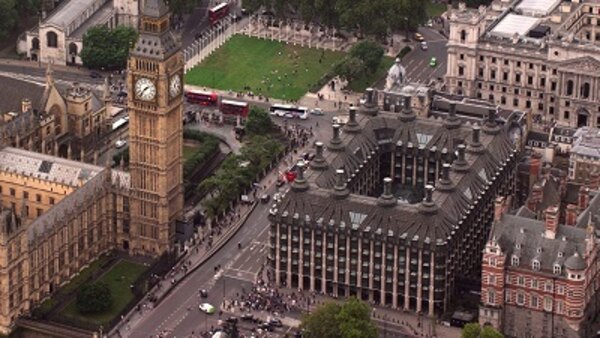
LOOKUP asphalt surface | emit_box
[401,27,448,84]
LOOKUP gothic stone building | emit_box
[268,92,517,316]
[446,0,600,129]
[480,191,600,338]
[0,0,183,333]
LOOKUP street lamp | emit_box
[403,17,409,42]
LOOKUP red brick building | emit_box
[479,193,600,338]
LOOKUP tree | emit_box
[80,26,137,70]
[76,282,113,314]
[334,56,364,82]
[462,323,504,338]
[349,40,384,72]
[301,299,378,338]
[245,107,273,136]
[0,0,18,40]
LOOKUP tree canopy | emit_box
[0,0,39,41]
[333,40,384,82]
[245,106,274,135]
[80,26,137,70]
[461,323,504,338]
[301,298,378,338]
[76,282,113,314]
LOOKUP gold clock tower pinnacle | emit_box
[126,0,183,256]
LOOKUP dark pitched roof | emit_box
[272,110,516,246]
[0,75,45,113]
[527,130,550,143]
[492,214,587,275]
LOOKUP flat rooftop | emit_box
[516,0,562,16]
[490,14,540,38]
[0,147,101,187]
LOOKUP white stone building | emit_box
[19,0,139,66]
[446,0,600,129]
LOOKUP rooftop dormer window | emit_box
[532,260,540,271]
[512,256,520,266]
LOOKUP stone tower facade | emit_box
[127,0,184,256]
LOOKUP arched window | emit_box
[68,43,78,55]
[32,37,40,50]
[460,30,466,42]
[566,80,574,96]
[46,31,58,48]
[581,82,590,98]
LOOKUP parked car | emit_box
[115,140,127,148]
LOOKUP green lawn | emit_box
[185,35,344,101]
[427,1,447,18]
[348,57,395,92]
[183,144,199,161]
[60,260,147,327]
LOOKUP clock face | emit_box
[169,74,182,98]
[135,77,156,101]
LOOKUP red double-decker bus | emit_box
[185,89,218,106]
[220,99,249,118]
[208,2,230,25]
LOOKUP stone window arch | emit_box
[581,82,590,98]
[49,104,62,135]
[68,42,78,55]
[566,80,574,96]
[32,37,40,50]
[46,31,58,48]
[460,30,466,42]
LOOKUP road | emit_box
[401,27,448,84]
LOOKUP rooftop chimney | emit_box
[362,88,379,116]
[377,177,397,207]
[437,163,454,192]
[527,184,543,211]
[328,124,344,151]
[21,98,32,114]
[344,106,361,133]
[310,141,328,170]
[467,125,484,153]
[452,144,469,173]
[444,102,461,129]
[332,169,350,199]
[565,204,578,226]
[494,196,506,222]
[578,186,590,211]
[419,184,437,214]
[544,206,559,239]
[399,95,416,122]
[291,161,309,192]
[483,107,501,135]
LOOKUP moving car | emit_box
[310,108,324,115]
[268,318,283,327]
[420,41,428,51]
[199,289,208,298]
[413,32,424,42]
[429,57,437,67]
[89,71,102,79]
[199,303,216,314]
[260,194,270,204]
[276,178,285,187]
[299,111,309,120]
[241,313,254,321]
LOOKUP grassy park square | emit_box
[59,260,147,327]
[185,35,345,101]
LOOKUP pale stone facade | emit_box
[21,0,139,65]
[0,0,182,333]
[446,0,600,129]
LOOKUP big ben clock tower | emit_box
[127,0,183,256]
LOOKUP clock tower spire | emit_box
[126,0,184,256]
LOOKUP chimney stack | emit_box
[377,177,396,207]
[483,107,501,135]
[332,169,350,199]
[527,184,543,211]
[468,125,484,153]
[344,106,361,133]
[362,88,379,116]
[544,206,559,239]
[310,141,328,170]
[437,163,454,191]
[578,186,590,211]
[399,95,416,122]
[419,184,437,214]
[452,144,469,172]
[444,102,461,129]
[565,204,578,226]
[21,98,32,113]
[494,196,506,222]
[291,161,309,192]
[328,124,344,151]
